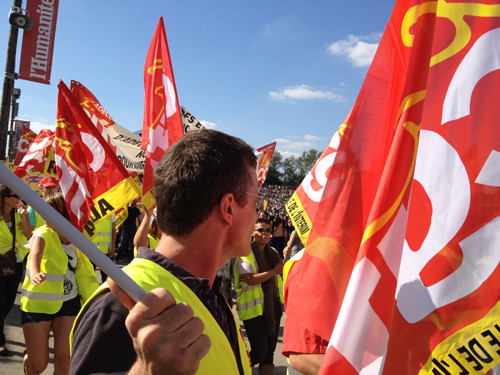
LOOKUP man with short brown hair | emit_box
[71,130,258,375]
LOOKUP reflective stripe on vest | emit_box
[71,258,252,374]
[235,284,264,314]
[21,290,61,301]
[0,244,11,253]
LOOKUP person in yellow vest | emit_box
[27,176,59,232]
[0,185,31,357]
[21,193,98,375]
[234,218,284,375]
[70,129,259,374]
[91,214,116,283]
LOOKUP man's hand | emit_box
[108,280,211,375]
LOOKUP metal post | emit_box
[0,0,23,161]
[8,88,19,161]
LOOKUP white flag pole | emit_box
[0,163,146,302]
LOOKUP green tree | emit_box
[281,155,300,187]
[263,149,321,187]
[296,149,321,182]
[265,150,283,185]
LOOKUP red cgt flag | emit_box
[55,80,139,233]
[14,129,54,179]
[256,142,277,187]
[284,1,500,374]
[13,125,38,166]
[141,17,184,203]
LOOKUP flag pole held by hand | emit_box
[0,162,146,302]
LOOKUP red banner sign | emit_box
[19,0,59,85]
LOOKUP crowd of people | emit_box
[0,130,313,375]
[259,185,294,221]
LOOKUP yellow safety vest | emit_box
[133,234,160,257]
[0,212,28,259]
[71,257,252,374]
[33,210,45,230]
[92,218,113,254]
[148,234,160,249]
[21,225,99,314]
[233,248,284,321]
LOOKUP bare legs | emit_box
[22,315,76,375]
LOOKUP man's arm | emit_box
[289,353,324,375]
[133,207,153,249]
[240,261,283,286]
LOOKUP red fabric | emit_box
[55,80,138,231]
[282,257,328,357]
[256,142,277,186]
[14,129,54,179]
[70,80,118,154]
[141,17,184,196]
[13,126,37,166]
[19,0,59,84]
[285,0,500,374]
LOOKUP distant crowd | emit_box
[259,184,294,221]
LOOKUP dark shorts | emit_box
[21,296,81,324]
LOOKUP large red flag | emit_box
[55,80,139,234]
[284,1,500,374]
[141,17,184,203]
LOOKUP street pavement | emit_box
[1,275,288,375]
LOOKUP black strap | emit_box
[9,210,16,252]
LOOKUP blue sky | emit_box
[0,1,395,157]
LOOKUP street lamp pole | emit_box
[0,0,23,161]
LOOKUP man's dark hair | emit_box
[154,129,257,236]
[255,218,270,226]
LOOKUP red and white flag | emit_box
[55,80,139,234]
[14,129,54,179]
[285,1,500,374]
[256,142,277,186]
[70,80,146,173]
[141,17,184,204]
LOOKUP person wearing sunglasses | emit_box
[0,185,31,357]
[234,218,284,375]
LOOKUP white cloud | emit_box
[327,33,382,67]
[269,85,347,103]
[274,135,325,157]
[200,120,217,129]
[304,134,323,142]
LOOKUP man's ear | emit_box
[219,193,235,225]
